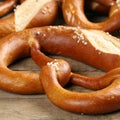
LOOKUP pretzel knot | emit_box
[0,26,120,114]
[41,59,71,87]
[40,56,120,115]
[30,31,120,115]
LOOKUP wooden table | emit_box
[0,55,120,120]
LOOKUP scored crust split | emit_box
[15,0,53,31]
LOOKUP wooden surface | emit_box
[0,55,120,120]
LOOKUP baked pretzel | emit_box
[0,26,73,94]
[62,0,120,32]
[0,32,42,94]
[29,28,120,114]
[30,36,120,91]
[0,0,58,38]
[32,26,120,71]
[40,58,120,114]
[0,26,120,94]
[0,0,18,17]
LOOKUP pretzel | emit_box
[40,57,120,114]
[71,68,120,90]
[62,0,120,32]
[30,35,120,90]
[0,32,42,94]
[30,36,120,114]
[0,26,120,94]
[0,0,18,17]
[0,0,58,38]
[0,26,74,94]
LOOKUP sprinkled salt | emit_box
[72,29,88,45]
[65,11,72,22]
[41,7,48,14]
[47,60,59,71]
[47,27,51,32]
[36,31,40,35]
[98,51,101,55]
[41,6,51,14]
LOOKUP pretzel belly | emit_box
[31,26,120,71]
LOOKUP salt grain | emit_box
[47,60,59,71]
[36,31,40,35]
[72,29,88,45]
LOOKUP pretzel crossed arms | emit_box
[0,0,120,115]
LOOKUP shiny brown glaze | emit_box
[0,0,58,38]
[40,60,120,114]
[0,0,18,17]
[62,0,120,32]
[0,26,120,94]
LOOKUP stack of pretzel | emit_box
[0,0,120,115]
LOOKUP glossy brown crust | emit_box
[71,67,120,90]
[0,14,15,38]
[0,31,43,94]
[30,30,120,91]
[30,38,120,92]
[62,0,120,32]
[0,0,58,38]
[0,30,70,94]
[0,0,18,17]
[40,60,120,114]
[31,41,120,91]
[30,28,120,114]
[31,26,120,71]
[26,1,58,28]
[0,26,120,94]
